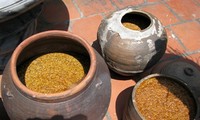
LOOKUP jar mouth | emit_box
[121,11,152,31]
[10,30,96,102]
[132,74,199,119]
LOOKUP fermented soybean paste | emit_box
[135,77,196,120]
[18,52,90,94]
[122,22,141,31]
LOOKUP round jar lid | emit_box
[160,61,200,97]
[0,0,43,22]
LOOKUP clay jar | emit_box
[123,74,200,120]
[0,1,43,72]
[98,8,167,75]
[1,31,111,120]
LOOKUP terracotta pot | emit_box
[123,74,200,120]
[1,30,111,120]
[97,8,167,76]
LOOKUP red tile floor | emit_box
[1,0,200,120]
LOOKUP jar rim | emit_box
[132,73,199,119]
[120,9,153,32]
[10,30,97,102]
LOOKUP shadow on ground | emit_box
[37,0,70,32]
[116,86,134,120]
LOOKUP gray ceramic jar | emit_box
[1,31,111,120]
[98,8,167,76]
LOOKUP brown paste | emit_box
[122,22,141,31]
[18,52,90,94]
[135,77,196,120]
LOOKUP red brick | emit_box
[165,28,186,55]
[173,53,200,71]
[166,0,200,20]
[107,78,136,120]
[198,0,200,3]
[74,0,115,17]
[112,0,144,8]
[63,0,81,19]
[71,15,103,44]
[184,53,200,68]
[156,28,185,64]
[147,0,160,2]
[102,116,107,120]
[142,3,179,26]
[171,21,200,51]
[38,0,70,23]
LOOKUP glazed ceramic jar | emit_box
[1,31,111,120]
[0,1,43,72]
[123,74,200,120]
[98,8,167,75]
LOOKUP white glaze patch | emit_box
[96,80,103,88]
[171,33,176,39]
[135,55,143,64]
[147,39,155,51]
[144,50,157,63]
[151,19,157,35]
[157,21,163,37]
[192,14,196,18]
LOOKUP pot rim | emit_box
[119,9,153,32]
[10,30,97,102]
[132,73,200,119]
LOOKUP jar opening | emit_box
[16,36,91,94]
[134,75,197,120]
[121,12,151,31]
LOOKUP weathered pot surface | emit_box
[98,7,167,76]
[123,74,200,120]
[1,30,111,120]
[0,2,43,72]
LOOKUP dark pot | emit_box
[0,1,43,72]
[1,31,111,120]
[123,74,200,120]
[97,8,167,76]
